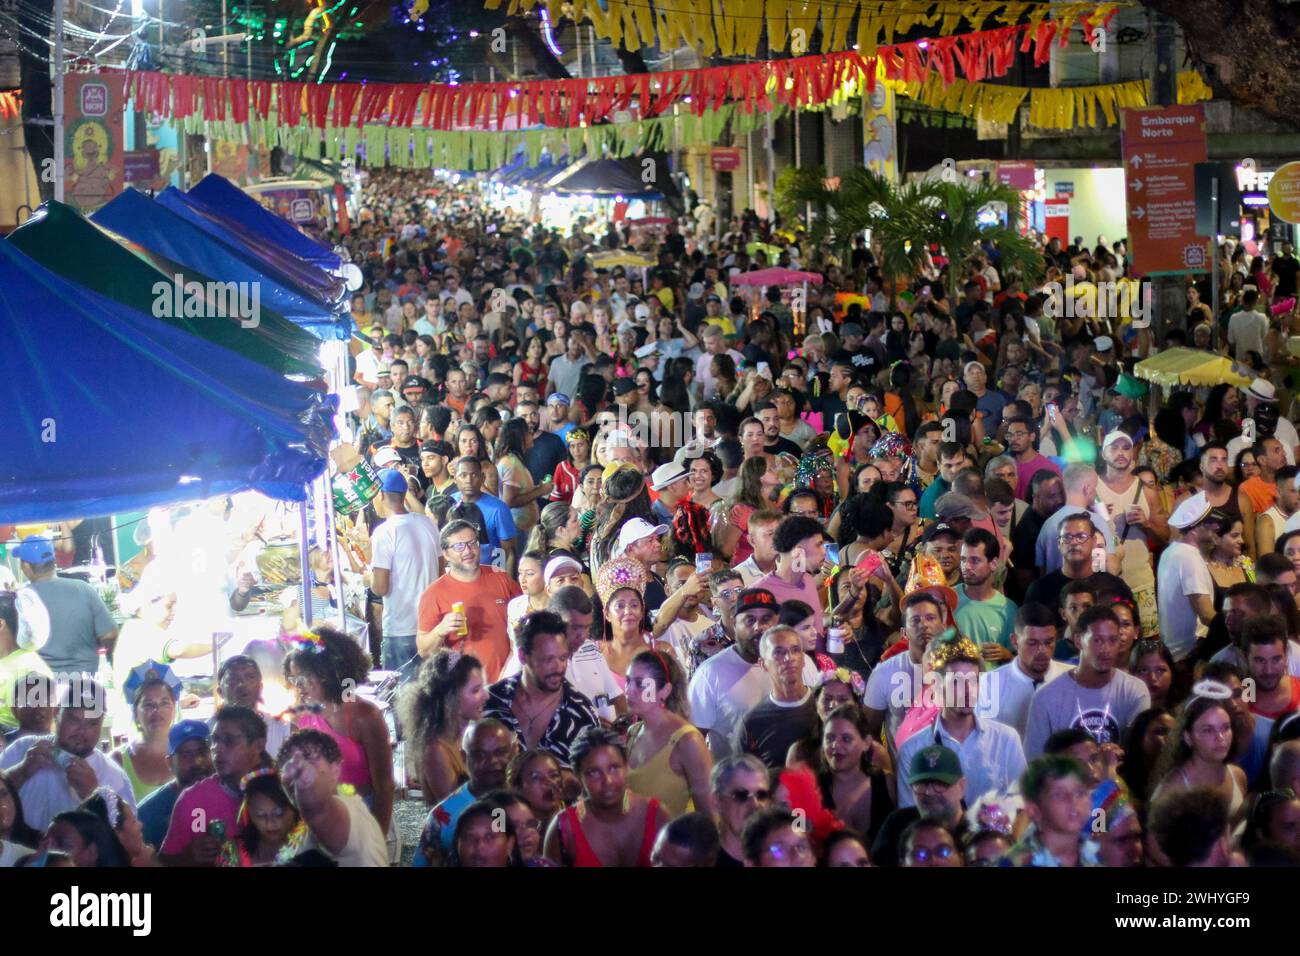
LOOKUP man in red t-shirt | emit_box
[1245,621,1300,720]
[416,518,521,682]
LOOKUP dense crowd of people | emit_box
[5,165,1300,868]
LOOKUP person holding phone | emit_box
[755,516,833,637]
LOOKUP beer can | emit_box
[208,819,227,842]
[451,601,468,637]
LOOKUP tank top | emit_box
[1095,476,1154,587]
[120,748,168,803]
[626,723,701,819]
[296,710,373,790]
[558,797,661,867]
[1206,486,1243,526]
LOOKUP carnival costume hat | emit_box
[595,556,649,606]
[904,552,959,614]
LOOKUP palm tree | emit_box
[777,167,1044,304]
[775,165,895,262]
[903,180,1046,302]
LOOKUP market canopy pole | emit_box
[52,0,64,203]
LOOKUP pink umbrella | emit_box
[729,267,825,286]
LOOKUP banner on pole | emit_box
[63,73,126,212]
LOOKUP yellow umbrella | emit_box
[1133,348,1254,389]
[590,250,656,268]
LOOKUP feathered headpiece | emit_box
[595,555,649,606]
[869,432,918,488]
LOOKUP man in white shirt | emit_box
[983,603,1071,738]
[1024,606,1151,757]
[864,591,949,745]
[369,468,442,675]
[0,680,134,832]
[896,634,1026,807]
[734,510,781,587]
[1156,492,1217,665]
[694,324,745,402]
[687,589,818,758]
[1227,288,1268,361]
[437,270,474,309]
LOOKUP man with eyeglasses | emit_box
[1034,464,1116,577]
[1004,416,1060,501]
[709,754,773,867]
[1024,606,1150,758]
[1026,514,1134,627]
[416,519,521,684]
[735,627,820,769]
[871,745,970,868]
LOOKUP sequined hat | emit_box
[595,555,649,606]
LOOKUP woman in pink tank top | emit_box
[284,625,394,835]
[543,726,668,867]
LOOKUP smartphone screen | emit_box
[825,544,841,567]
[695,553,714,575]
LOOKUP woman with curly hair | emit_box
[284,625,395,833]
[588,464,655,570]
[398,650,489,805]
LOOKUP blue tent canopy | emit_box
[92,189,348,341]
[155,187,346,308]
[0,242,336,522]
[187,174,342,272]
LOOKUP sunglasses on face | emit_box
[727,788,772,803]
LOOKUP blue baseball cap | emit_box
[168,720,211,755]
[377,467,409,493]
[13,535,54,564]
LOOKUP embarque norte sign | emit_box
[1122,104,1208,275]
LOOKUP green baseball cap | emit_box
[909,745,963,786]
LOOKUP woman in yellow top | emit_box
[624,650,714,819]
[112,669,180,802]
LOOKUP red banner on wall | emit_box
[1121,104,1208,275]
[63,73,126,212]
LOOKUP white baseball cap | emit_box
[543,555,583,587]
[1094,335,1114,352]
[616,517,669,556]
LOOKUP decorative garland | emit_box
[482,0,1120,58]
[259,102,787,169]
[891,69,1212,129]
[125,17,1102,134]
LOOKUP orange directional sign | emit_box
[1121,104,1209,275]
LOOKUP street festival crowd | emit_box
[8,169,1300,869]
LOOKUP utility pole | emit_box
[53,0,64,202]
[1149,11,1183,348]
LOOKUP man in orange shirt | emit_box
[444,367,470,420]
[416,519,521,682]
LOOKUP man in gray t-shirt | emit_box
[1024,605,1149,757]
[14,536,117,676]
[546,336,593,400]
